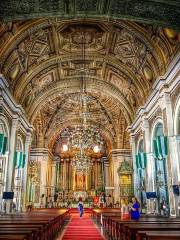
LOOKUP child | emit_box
[121,200,130,219]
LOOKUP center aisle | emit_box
[59,212,105,240]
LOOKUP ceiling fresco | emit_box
[0,18,179,151]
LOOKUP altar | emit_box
[74,191,87,201]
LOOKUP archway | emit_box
[152,121,169,216]
[13,136,25,212]
[136,138,147,212]
[0,116,9,211]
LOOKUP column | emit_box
[60,160,63,190]
[69,160,73,190]
[73,169,75,191]
[66,159,69,190]
[101,159,105,191]
[161,92,179,216]
[111,151,119,203]
[63,159,66,190]
[95,161,97,190]
[142,119,155,214]
[104,160,109,195]
[22,132,31,211]
[97,160,100,189]
[88,165,91,190]
[51,162,56,197]
[130,135,138,196]
[6,117,19,191]
[101,157,106,183]
[6,117,19,213]
[92,159,95,189]
[39,155,48,200]
[86,168,88,191]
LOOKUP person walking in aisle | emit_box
[78,197,84,218]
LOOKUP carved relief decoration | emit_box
[0,18,179,151]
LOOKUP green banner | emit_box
[14,152,18,167]
[153,136,168,159]
[2,136,7,154]
[22,154,26,168]
[153,139,159,158]
[0,133,4,153]
[14,151,24,168]
[0,133,6,154]
[138,152,147,169]
[136,152,147,169]
[136,154,140,169]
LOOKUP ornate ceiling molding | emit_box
[0,17,179,151]
[27,78,133,124]
[43,93,116,135]
[13,55,147,106]
[1,18,178,114]
[0,1,180,31]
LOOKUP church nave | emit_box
[0,1,180,239]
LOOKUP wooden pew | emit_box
[92,208,121,224]
[93,208,180,240]
[123,223,180,240]
[0,234,27,240]
[136,231,180,240]
[100,213,180,240]
[0,208,69,240]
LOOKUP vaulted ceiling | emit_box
[0,18,179,150]
[0,0,180,31]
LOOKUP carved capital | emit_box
[11,117,20,129]
[141,118,149,131]
[159,93,172,110]
[25,132,32,144]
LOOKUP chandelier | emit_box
[71,149,93,173]
[69,125,103,150]
[61,29,103,174]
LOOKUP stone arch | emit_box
[46,118,115,152]
[151,118,164,152]
[28,78,134,125]
[0,114,10,151]
[14,54,147,104]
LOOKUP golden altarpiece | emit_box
[53,128,107,203]
[117,160,133,206]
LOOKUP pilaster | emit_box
[22,132,32,211]
[160,92,179,216]
[130,135,138,196]
[30,148,49,206]
[51,162,57,196]
[5,117,19,213]
[102,157,109,194]
[6,117,19,191]
[142,119,155,214]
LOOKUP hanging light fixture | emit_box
[93,145,100,153]
[71,149,93,173]
[69,28,103,150]
[62,144,68,152]
[61,28,103,174]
